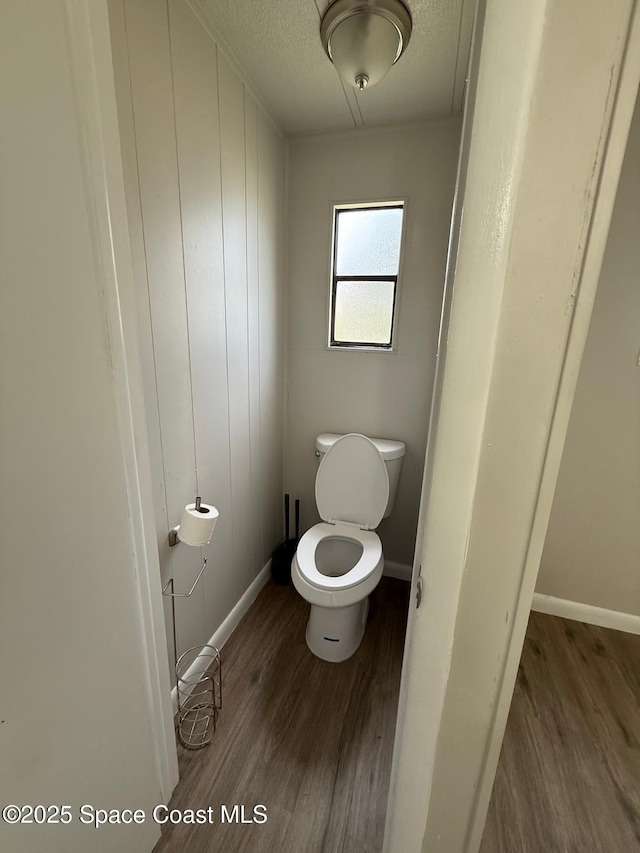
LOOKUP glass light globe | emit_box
[328,11,402,90]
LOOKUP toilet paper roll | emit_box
[177,502,219,546]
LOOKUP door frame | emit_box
[384,0,640,851]
[65,0,179,801]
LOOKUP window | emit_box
[329,203,404,350]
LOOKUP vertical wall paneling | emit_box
[112,0,286,676]
[245,91,263,570]
[122,0,205,665]
[258,113,286,560]
[218,52,255,591]
[167,0,237,642]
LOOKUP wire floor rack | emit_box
[175,644,222,749]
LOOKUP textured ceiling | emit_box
[192,0,477,136]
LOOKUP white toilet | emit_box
[292,432,405,662]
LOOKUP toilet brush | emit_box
[270,493,299,585]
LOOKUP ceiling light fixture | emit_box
[320,0,412,92]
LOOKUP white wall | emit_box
[536,92,640,617]
[109,0,286,676]
[285,121,461,566]
[0,2,165,850]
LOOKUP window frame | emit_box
[328,201,405,351]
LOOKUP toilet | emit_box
[292,432,405,662]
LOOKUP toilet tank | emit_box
[315,433,406,519]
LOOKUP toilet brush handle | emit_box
[295,499,300,541]
[284,493,290,541]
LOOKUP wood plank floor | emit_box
[482,612,640,853]
[153,577,409,853]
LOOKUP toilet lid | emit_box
[315,434,389,529]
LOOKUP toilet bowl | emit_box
[292,432,404,662]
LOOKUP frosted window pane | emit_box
[333,281,395,345]
[336,207,403,276]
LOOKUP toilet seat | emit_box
[295,521,382,591]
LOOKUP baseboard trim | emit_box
[172,559,272,714]
[383,561,412,582]
[532,593,640,635]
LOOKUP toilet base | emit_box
[305,598,369,663]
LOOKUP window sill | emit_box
[327,344,397,354]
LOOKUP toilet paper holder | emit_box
[161,558,207,599]
[165,494,208,595]
[162,555,209,694]
[163,496,215,682]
